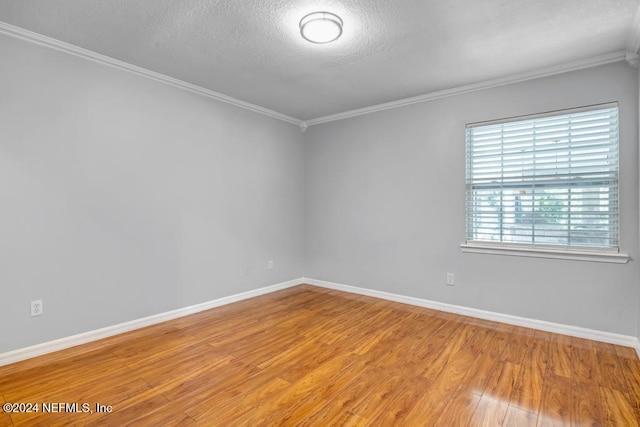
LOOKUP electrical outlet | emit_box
[446,273,455,286]
[31,299,43,317]
[268,260,274,270]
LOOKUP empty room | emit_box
[1,0,640,425]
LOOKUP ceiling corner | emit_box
[627,3,640,54]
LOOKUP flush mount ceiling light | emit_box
[299,12,343,44]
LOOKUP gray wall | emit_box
[304,61,639,336]
[0,34,305,352]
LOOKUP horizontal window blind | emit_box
[465,104,619,250]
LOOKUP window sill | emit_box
[460,243,630,264]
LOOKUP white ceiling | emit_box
[0,0,638,121]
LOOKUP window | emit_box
[463,103,627,263]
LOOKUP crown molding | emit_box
[627,4,640,55]
[0,21,630,131]
[0,21,304,127]
[305,50,628,126]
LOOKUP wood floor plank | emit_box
[504,406,538,426]
[0,284,638,425]
[367,375,433,425]
[255,335,329,371]
[619,356,640,418]
[192,376,291,424]
[418,320,471,381]
[571,383,604,426]
[347,370,410,419]
[471,395,510,426]
[471,361,521,425]
[458,327,506,397]
[501,326,533,365]
[232,353,363,426]
[511,354,545,414]
[486,327,514,362]
[131,349,233,389]
[161,359,259,405]
[524,333,550,372]
[125,410,196,427]
[288,368,373,426]
[460,353,499,398]
[275,340,349,384]
[571,342,597,385]
[433,391,481,426]
[599,386,639,426]
[404,332,490,424]
[593,343,629,392]
[548,334,572,379]
[537,373,571,426]
[615,344,639,361]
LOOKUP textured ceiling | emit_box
[0,0,638,121]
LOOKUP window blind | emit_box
[465,104,619,250]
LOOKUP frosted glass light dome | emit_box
[299,12,343,44]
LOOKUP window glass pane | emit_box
[465,105,619,250]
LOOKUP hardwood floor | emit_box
[1,285,639,426]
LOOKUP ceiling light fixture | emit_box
[299,12,343,44]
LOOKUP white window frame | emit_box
[461,103,628,264]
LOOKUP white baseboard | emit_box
[3,277,639,366]
[303,277,640,351]
[0,278,302,367]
